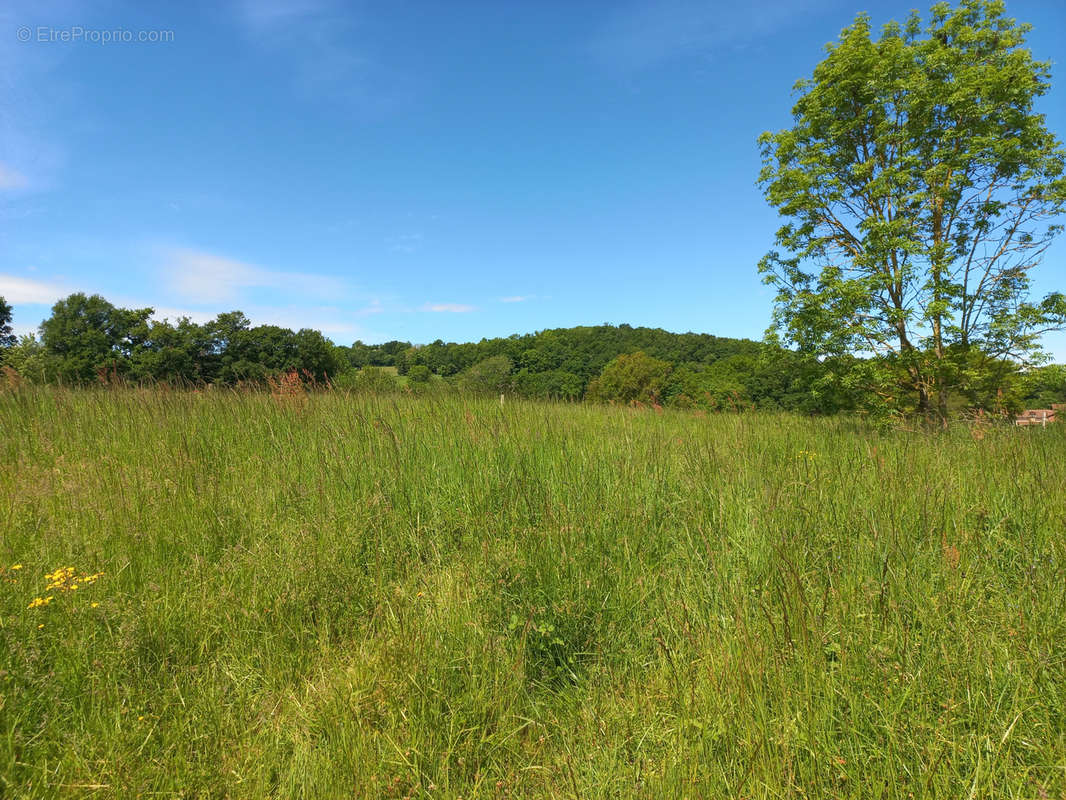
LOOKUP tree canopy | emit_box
[26,294,342,385]
[758,0,1066,421]
[585,352,672,406]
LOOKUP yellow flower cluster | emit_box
[796,449,818,462]
[44,566,104,592]
[45,566,75,590]
[27,567,105,610]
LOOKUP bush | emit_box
[332,366,400,394]
[407,365,432,384]
[459,356,513,394]
[585,351,671,405]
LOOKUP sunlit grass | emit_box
[1,386,1064,797]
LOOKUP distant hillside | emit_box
[337,324,847,411]
[22,296,1059,416]
[343,323,763,380]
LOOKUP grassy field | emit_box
[1,388,1064,798]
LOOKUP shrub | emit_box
[459,356,513,394]
[407,365,432,384]
[585,351,671,405]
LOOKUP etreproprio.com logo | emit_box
[16,26,175,44]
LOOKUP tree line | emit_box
[1,291,1063,416]
[4,1,1066,423]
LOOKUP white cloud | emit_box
[161,247,346,305]
[0,163,29,191]
[0,274,70,305]
[420,302,476,313]
[499,295,534,303]
[5,298,366,343]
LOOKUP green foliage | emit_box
[759,0,1066,421]
[2,389,1065,797]
[27,298,851,411]
[32,295,345,386]
[664,362,751,411]
[585,351,672,405]
[407,364,432,384]
[28,293,1025,416]
[368,323,763,391]
[1020,362,1066,407]
[327,365,401,394]
[39,293,153,383]
[352,365,400,394]
[459,355,513,394]
[346,339,412,370]
[511,368,584,401]
[0,296,15,350]
[0,334,51,382]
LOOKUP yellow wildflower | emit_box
[91,602,100,608]
[10,564,22,571]
[28,596,54,609]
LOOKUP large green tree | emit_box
[39,293,153,383]
[758,0,1066,420]
[585,352,672,406]
[459,355,514,395]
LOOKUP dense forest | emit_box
[1,292,1063,416]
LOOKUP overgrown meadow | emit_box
[1,387,1064,798]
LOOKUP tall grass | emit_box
[1,387,1063,798]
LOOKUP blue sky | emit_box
[2,0,1065,355]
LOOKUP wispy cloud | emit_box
[0,273,71,305]
[0,163,29,191]
[589,0,833,72]
[499,295,535,303]
[161,247,346,305]
[2,264,372,343]
[420,302,476,313]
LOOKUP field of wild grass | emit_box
[1,387,1064,798]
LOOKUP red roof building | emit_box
[1016,408,1058,426]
